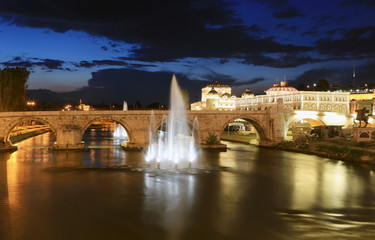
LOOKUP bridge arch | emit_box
[4,117,57,143]
[287,118,326,128]
[80,117,133,143]
[220,115,268,142]
[149,116,201,144]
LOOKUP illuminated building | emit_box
[191,82,236,111]
[77,99,91,111]
[349,92,375,115]
[236,81,350,114]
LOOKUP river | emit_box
[0,127,374,240]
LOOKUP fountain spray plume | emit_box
[145,110,156,167]
[167,75,191,166]
[113,122,128,139]
[145,75,199,169]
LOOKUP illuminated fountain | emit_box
[113,123,128,139]
[145,75,199,169]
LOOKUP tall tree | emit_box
[134,101,142,109]
[0,67,30,112]
[316,79,329,91]
[297,83,307,91]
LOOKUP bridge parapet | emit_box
[0,108,290,151]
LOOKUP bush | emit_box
[204,132,219,145]
[317,143,350,153]
[353,141,375,148]
[350,148,365,158]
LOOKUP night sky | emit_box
[0,0,375,106]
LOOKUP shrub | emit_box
[317,144,350,153]
[204,132,219,145]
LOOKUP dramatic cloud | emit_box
[73,59,158,69]
[84,68,209,105]
[2,0,375,101]
[273,6,305,19]
[340,0,375,8]
[0,0,312,66]
[243,53,321,68]
[199,71,237,85]
[232,77,266,86]
[26,66,271,105]
[1,57,66,71]
[301,31,318,37]
[290,61,375,87]
[316,26,375,57]
[247,0,289,9]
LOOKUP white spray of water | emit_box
[113,123,128,139]
[145,75,199,169]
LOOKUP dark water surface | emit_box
[0,130,375,240]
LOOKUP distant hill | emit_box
[26,88,122,106]
[26,79,203,107]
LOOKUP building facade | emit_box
[191,82,236,111]
[236,81,350,114]
[349,92,375,115]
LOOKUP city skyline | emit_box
[1,0,375,105]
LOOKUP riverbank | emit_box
[276,137,375,165]
[221,134,259,145]
[221,134,375,165]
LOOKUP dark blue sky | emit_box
[0,0,375,105]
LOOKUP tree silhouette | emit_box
[316,79,329,91]
[0,67,30,112]
[134,101,142,109]
[297,83,307,91]
[146,102,161,109]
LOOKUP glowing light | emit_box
[323,112,346,124]
[64,104,72,111]
[295,111,318,119]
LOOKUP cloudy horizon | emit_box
[1,0,375,105]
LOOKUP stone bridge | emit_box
[0,101,290,151]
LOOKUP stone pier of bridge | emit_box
[0,101,290,152]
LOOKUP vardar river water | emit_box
[1,128,375,240]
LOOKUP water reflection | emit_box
[83,124,127,148]
[143,173,196,240]
[54,151,85,167]
[0,153,11,240]
[0,133,374,239]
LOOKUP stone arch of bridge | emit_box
[220,115,268,141]
[80,117,133,142]
[151,117,200,143]
[287,118,326,128]
[4,117,57,142]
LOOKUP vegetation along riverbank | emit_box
[222,133,375,165]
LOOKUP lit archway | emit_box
[286,118,326,141]
[151,117,201,146]
[220,117,267,145]
[81,118,131,147]
[5,117,56,145]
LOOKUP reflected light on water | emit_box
[291,157,319,209]
[322,162,348,208]
[143,172,196,240]
[217,142,257,172]
[1,132,375,239]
